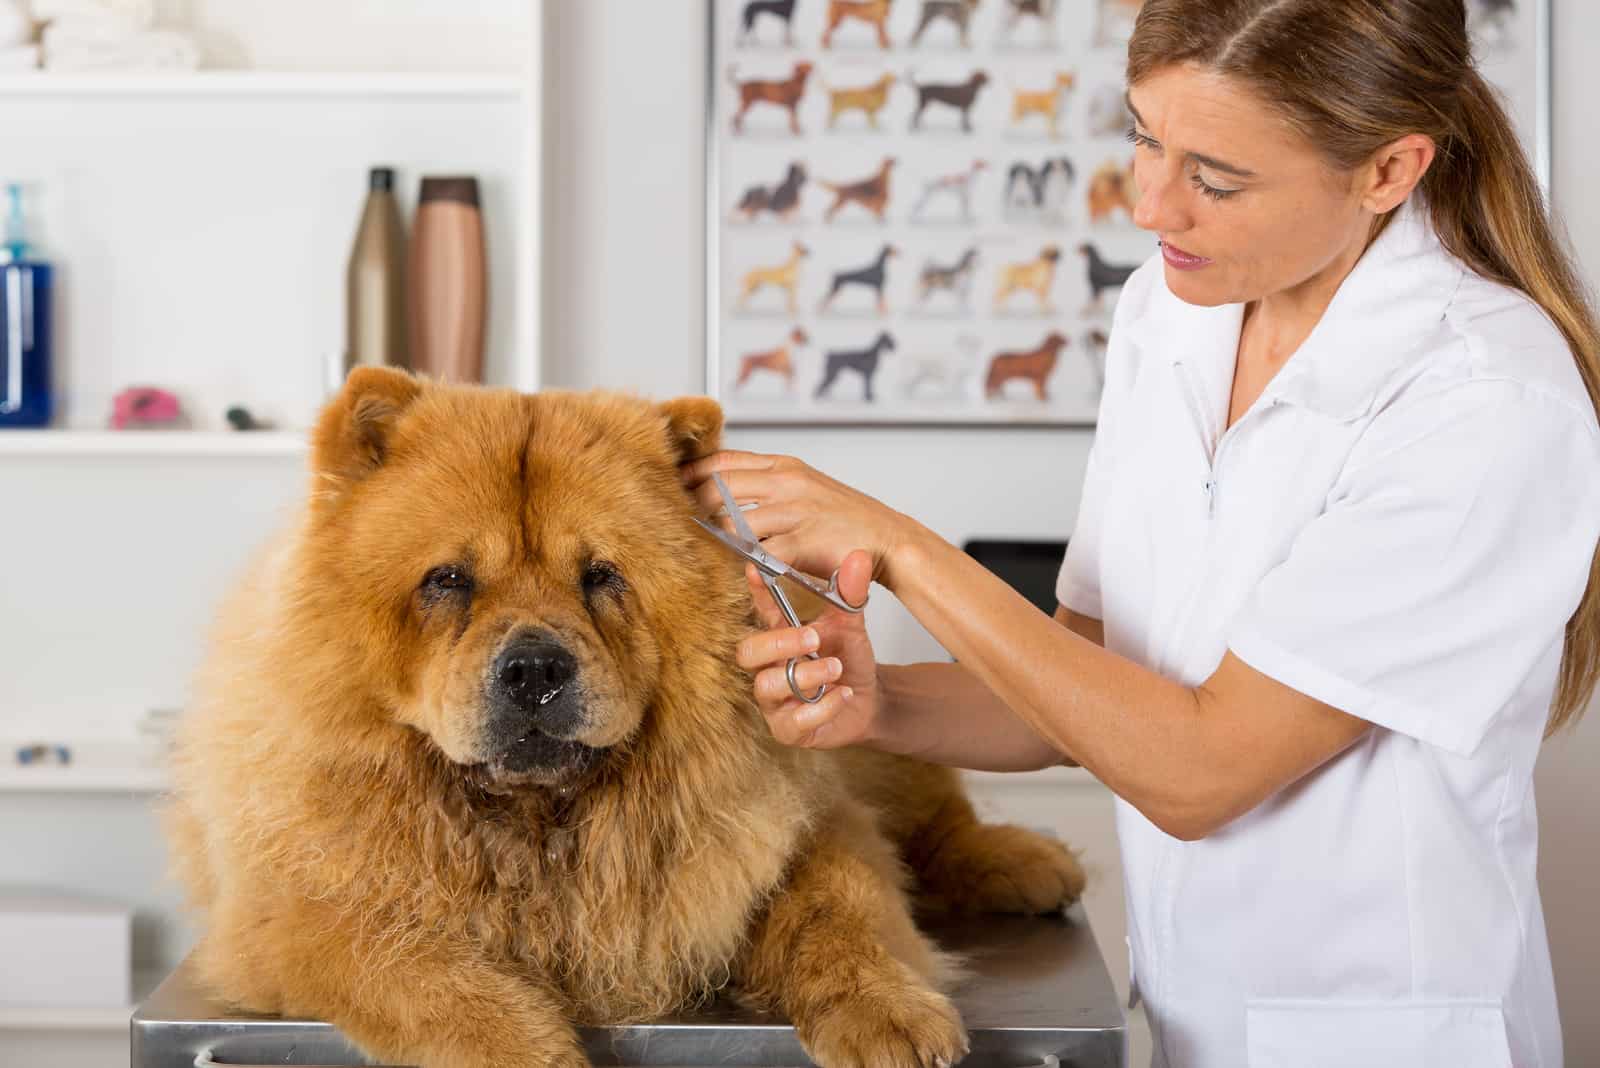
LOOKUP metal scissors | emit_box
[692,472,865,704]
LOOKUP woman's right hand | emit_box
[736,549,884,750]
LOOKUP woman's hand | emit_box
[735,549,885,750]
[679,450,921,592]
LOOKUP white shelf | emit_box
[0,966,164,1031]
[0,742,169,793]
[0,70,525,96]
[0,430,309,457]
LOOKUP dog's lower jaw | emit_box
[464,735,606,795]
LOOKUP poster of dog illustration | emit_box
[707,0,1549,427]
[709,0,1153,426]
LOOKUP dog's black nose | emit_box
[493,640,576,711]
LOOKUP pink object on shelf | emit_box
[110,386,184,429]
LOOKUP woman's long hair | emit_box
[1128,0,1600,736]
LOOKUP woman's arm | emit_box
[871,606,1099,771]
[881,519,1371,841]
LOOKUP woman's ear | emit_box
[657,395,724,465]
[1363,133,1437,214]
[310,366,425,486]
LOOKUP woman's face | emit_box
[1126,64,1372,308]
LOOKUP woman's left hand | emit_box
[679,450,919,593]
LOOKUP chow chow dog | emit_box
[165,368,1085,1068]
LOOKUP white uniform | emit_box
[1056,196,1600,1068]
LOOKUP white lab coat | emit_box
[1056,196,1600,1068]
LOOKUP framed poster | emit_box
[706,0,1153,427]
[704,0,1550,427]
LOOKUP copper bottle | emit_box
[410,176,486,383]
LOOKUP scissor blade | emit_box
[711,472,761,544]
[691,516,791,581]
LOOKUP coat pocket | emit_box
[1245,998,1512,1068]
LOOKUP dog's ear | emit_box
[310,366,426,486]
[656,395,724,465]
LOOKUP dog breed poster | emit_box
[709,0,1152,426]
[706,0,1548,427]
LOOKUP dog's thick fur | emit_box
[165,371,1085,1068]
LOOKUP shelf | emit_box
[0,966,164,1031]
[0,430,309,457]
[0,71,525,97]
[0,742,169,793]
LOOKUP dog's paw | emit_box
[928,824,1087,915]
[799,981,969,1068]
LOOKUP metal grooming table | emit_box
[132,906,1125,1067]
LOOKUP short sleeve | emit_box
[1228,380,1600,757]
[1056,258,1162,619]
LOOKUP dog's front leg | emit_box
[732,800,969,1068]
[206,916,589,1068]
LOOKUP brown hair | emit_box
[1128,0,1600,737]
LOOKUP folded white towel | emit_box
[0,0,32,48]
[29,0,151,28]
[0,42,38,69]
[43,26,196,71]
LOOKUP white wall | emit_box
[543,1,1600,1064]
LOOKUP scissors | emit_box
[692,472,865,704]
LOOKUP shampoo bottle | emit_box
[0,183,53,429]
[341,166,408,388]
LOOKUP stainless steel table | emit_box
[132,906,1125,1067]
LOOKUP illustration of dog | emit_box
[737,0,798,46]
[903,333,982,399]
[910,0,984,48]
[734,162,807,223]
[736,241,810,314]
[1079,242,1138,313]
[735,326,809,391]
[820,244,899,316]
[1000,0,1059,44]
[1086,156,1138,224]
[816,331,897,402]
[916,247,979,309]
[994,245,1062,313]
[910,159,987,222]
[1092,0,1143,47]
[1005,156,1075,218]
[824,72,897,129]
[1467,0,1516,49]
[1087,82,1133,137]
[986,331,1068,400]
[909,69,990,133]
[820,157,897,222]
[729,61,813,135]
[1082,327,1109,397]
[1010,71,1076,138]
[822,0,895,49]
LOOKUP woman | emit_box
[681,1,1600,1065]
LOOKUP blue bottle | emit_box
[0,183,53,428]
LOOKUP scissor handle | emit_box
[766,577,828,704]
[779,566,866,614]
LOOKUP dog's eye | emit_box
[582,561,625,598]
[422,565,473,594]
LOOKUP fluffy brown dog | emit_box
[165,369,1086,1068]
